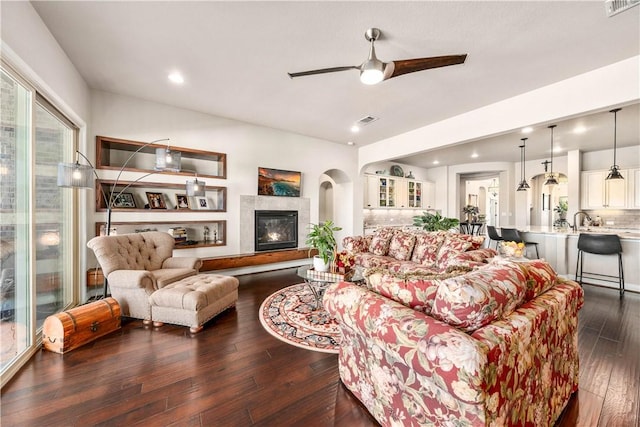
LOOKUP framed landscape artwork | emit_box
[258,167,301,197]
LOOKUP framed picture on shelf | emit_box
[196,197,209,210]
[146,192,167,209]
[112,192,136,209]
[175,194,190,210]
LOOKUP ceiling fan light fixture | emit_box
[360,60,385,85]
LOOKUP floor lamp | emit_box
[57,138,206,299]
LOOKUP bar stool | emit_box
[486,225,503,249]
[575,233,624,297]
[500,228,539,259]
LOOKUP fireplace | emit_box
[255,210,298,251]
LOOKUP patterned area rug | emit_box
[259,283,340,353]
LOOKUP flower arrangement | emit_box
[499,241,525,258]
[462,205,479,215]
[334,250,355,273]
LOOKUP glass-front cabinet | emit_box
[407,180,422,208]
[365,175,399,208]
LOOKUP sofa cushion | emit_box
[365,267,473,315]
[368,228,395,256]
[438,248,498,271]
[343,235,370,254]
[354,253,396,269]
[436,237,473,269]
[387,231,416,261]
[453,233,486,250]
[410,232,446,266]
[431,260,528,332]
[519,259,558,300]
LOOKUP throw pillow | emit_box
[431,260,527,332]
[518,259,558,300]
[436,237,473,270]
[411,232,446,266]
[368,228,394,256]
[387,231,417,261]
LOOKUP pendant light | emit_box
[605,108,624,180]
[516,137,530,191]
[544,125,559,186]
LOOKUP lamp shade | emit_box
[57,162,94,188]
[517,180,530,191]
[155,147,181,172]
[186,179,206,197]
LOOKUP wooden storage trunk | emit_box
[42,297,121,354]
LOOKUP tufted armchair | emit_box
[87,231,202,322]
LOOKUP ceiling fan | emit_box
[288,28,467,85]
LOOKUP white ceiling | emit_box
[31,1,639,167]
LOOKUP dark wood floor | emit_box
[1,268,638,426]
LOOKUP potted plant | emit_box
[462,204,479,222]
[305,220,341,272]
[412,211,460,232]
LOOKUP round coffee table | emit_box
[297,265,364,309]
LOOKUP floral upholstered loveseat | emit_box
[323,257,584,426]
[343,228,497,274]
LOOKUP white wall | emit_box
[89,90,360,260]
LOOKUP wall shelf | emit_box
[95,220,227,249]
[96,135,227,179]
[96,180,227,212]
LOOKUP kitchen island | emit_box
[515,226,639,293]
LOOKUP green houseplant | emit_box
[412,211,460,232]
[305,220,342,272]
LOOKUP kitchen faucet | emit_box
[572,211,592,232]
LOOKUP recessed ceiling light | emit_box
[347,141,355,146]
[350,125,360,133]
[554,146,562,153]
[522,127,533,134]
[573,125,587,134]
[168,72,184,84]
[432,160,440,165]
[471,153,479,158]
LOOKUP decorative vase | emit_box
[313,255,330,272]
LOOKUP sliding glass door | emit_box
[1,64,77,382]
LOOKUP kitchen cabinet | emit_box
[581,169,628,209]
[364,174,433,209]
[628,168,640,209]
[365,175,399,208]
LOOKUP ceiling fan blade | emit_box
[386,54,467,79]
[288,66,359,79]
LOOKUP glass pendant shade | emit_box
[155,147,181,172]
[606,165,624,180]
[57,162,94,188]
[605,108,624,180]
[360,41,385,85]
[186,178,206,197]
[545,125,558,186]
[517,138,530,191]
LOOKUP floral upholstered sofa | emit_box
[323,257,584,426]
[343,228,497,274]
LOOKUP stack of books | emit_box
[167,227,187,243]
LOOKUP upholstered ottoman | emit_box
[149,274,239,333]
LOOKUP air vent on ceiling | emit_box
[605,0,639,17]
[356,115,379,126]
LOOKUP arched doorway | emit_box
[529,173,568,227]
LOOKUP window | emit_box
[1,64,77,384]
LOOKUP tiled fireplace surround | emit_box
[239,195,310,254]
